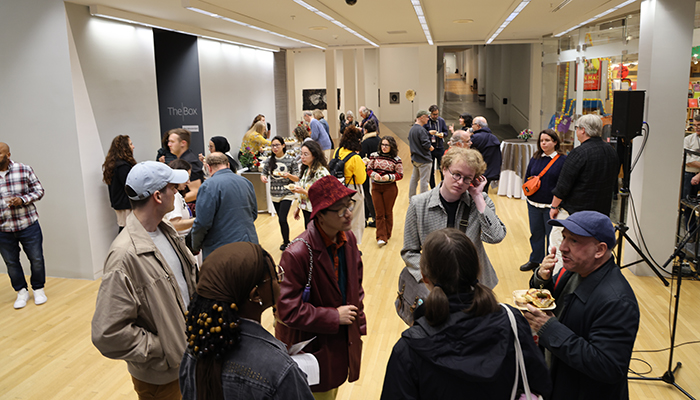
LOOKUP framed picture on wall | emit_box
[302,88,341,110]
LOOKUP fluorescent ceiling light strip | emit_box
[486,0,531,44]
[292,0,378,47]
[555,0,636,37]
[185,6,324,49]
[92,8,277,51]
[411,1,433,45]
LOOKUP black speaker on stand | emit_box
[614,90,693,398]
[611,90,668,284]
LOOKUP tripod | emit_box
[628,224,698,399]
[614,136,669,286]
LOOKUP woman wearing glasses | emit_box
[290,140,329,228]
[400,148,506,323]
[276,176,367,400]
[180,242,314,400]
[366,136,403,247]
[262,136,300,250]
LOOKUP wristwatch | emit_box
[550,205,558,209]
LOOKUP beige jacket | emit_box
[91,213,197,385]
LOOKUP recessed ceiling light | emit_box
[309,26,328,30]
[453,19,474,24]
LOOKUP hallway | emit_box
[385,73,518,145]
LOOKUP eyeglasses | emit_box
[262,265,285,284]
[447,168,471,184]
[431,113,439,117]
[381,143,391,147]
[271,143,283,148]
[326,199,356,218]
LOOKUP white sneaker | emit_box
[14,288,29,309]
[377,240,387,247]
[34,288,47,306]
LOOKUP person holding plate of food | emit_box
[261,136,299,250]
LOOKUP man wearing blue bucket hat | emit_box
[524,210,639,400]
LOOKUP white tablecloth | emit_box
[497,139,537,199]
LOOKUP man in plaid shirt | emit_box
[0,143,47,309]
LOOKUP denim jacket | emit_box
[180,319,314,400]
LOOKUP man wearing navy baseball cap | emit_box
[523,211,639,400]
[92,161,198,399]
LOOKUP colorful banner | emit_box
[574,58,602,91]
[583,58,601,91]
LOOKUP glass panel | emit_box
[585,14,640,48]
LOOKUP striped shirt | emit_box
[0,160,45,232]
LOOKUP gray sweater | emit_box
[408,123,432,164]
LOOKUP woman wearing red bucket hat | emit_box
[276,175,367,399]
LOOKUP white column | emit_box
[343,49,357,125]
[325,49,339,137]
[499,45,511,125]
[418,45,438,111]
[627,0,695,276]
[478,46,486,96]
[485,46,494,108]
[286,50,297,133]
[356,48,366,115]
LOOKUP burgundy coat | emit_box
[275,220,367,392]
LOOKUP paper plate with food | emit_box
[286,184,299,191]
[512,289,556,311]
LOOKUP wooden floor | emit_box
[2,125,700,399]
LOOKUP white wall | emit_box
[444,53,457,74]
[508,44,531,132]
[0,0,95,280]
[363,48,380,115]
[291,49,327,122]
[1,2,279,280]
[378,47,420,122]
[198,39,276,148]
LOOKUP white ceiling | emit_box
[70,0,642,50]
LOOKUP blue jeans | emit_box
[0,220,46,291]
[527,204,552,264]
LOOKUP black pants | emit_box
[273,200,293,244]
[303,210,312,229]
[363,179,375,221]
[429,147,444,189]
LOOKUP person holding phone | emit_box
[401,147,507,299]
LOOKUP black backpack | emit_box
[328,149,358,185]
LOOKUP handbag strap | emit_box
[288,237,314,293]
[500,303,533,400]
[536,154,560,178]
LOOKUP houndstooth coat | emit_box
[401,187,506,289]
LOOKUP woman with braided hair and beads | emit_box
[179,242,314,400]
[381,228,552,399]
